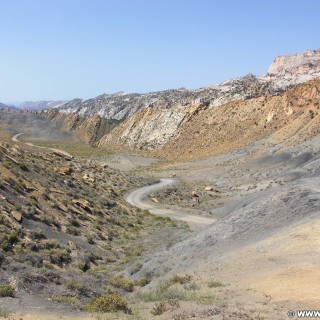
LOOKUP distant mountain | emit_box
[0,102,16,109]
[17,100,67,111]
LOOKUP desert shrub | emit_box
[170,274,193,285]
[0,284,15,297]
[49,248,71,266]
[45,239,60,249]
[0,251,5,267]
[0,231,18,251]
[30,229,46,240]
[66,280,82,290]
[84,293,128,313]
[85,234,94,244]
[110,276,134,292]
[0,307,11,318]
[130,262,142,275]
[151,302,166,316]
[17,253,43,268]
[51,295,77,305]
[78,255,91,272]
[134,277,151,287]
[18,163,29,171]
[207,280,223,288]
[183,282,199,291]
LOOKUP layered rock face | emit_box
[264,49,320,88]
[56,89,201,121]
[100,104,205,149]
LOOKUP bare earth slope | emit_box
[127,136,320,319]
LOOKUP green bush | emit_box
[207,280,223,288]
[134,277,151,287]
[83,293,128,313]
[110,276,134,292]
[66,280,82,290]
[0,284,15,297]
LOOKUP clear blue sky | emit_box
[1,0,320,103]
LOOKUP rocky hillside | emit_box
[52,49,320,123]
[44,109,118,144]
[100,104,206,150]
[51,75,276,122]
[0,136,178,310]
[100,79,320,159]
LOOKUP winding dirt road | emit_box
[13,133,213,229]
[12,133,73,158]
[125,178,215,229]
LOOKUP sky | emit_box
[1,0,320,103]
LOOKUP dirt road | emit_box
[12,133,73,158]
[125,178,215,228]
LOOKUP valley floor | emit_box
[2,125,320,319]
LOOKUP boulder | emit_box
[58,167,73,175]
[72,199,92,213]
[11,210,22,222]
[83,174,95,182]
[192,191,199,197]
[205,186,214,191]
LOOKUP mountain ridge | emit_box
[50,48,320,121]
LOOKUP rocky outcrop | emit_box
[100,104,205,149]
[55,89,200,120]
[264,49,320,89]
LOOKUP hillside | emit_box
[99,79,320,159]
[44,109,118,144]
[0,131,185,317]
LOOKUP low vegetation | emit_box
[84,293,129,313]
[0,284,15,297]
[110,276,134,292]
[208,280,223,288]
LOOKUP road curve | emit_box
[125,178,215,228]
[12,133,73,158]
[13,133,213,228]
